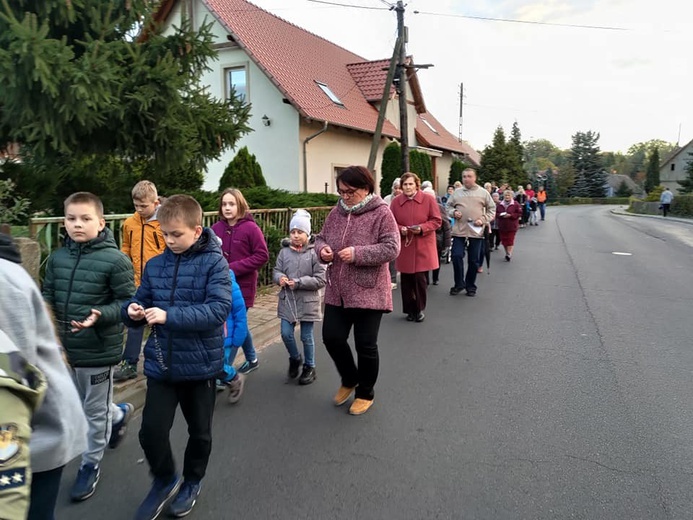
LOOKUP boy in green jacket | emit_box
[42,192,135,503]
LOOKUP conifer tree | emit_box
[569,131,605,197]
[379,142,401,195]
[219,147,265,190]
[448,159,468,186]
[644,147,660,193]
[677,153,693,194]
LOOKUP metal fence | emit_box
[30,206,335,286]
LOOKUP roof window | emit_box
[316,81,344,106]
[421,117,439,135]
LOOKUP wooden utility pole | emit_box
[458,82,464,141]
[367,37,402,173]
[396,1,409,173]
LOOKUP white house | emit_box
[659,138,693,193]
[154,0,479,194]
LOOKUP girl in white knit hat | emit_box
[272,210,327,384]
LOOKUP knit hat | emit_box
[421,180,432,189]
[289,209,311,235]
[392,178,401,189]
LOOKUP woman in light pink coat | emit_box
[390,173,441,323]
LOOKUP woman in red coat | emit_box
[390,173,442,322]
[496,189,523,261]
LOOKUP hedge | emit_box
[549,197,630,206]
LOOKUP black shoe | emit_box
[466,291,476,297]
[415,311,425,322]
[299,365,316,385]
[288,357,302,379]
[505,255,511,262]
[449,287,463,295]
[406,313,415,321]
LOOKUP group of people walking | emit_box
[2,165,547,519]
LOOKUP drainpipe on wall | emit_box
[302,121,328,193]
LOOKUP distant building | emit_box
[605,174,644,198]
[659,138,693,194]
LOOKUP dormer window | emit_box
[316,81,343,106]
[421,117,438,135]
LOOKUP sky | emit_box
[243,0,693,154]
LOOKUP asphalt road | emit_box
[56,206,693,520]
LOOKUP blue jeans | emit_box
[281,319,315,367]
[122,326,145,365]
[451,237,483,292]
[539,202,546,220]
[226,327,257,370]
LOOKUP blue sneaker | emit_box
[238,359,259,374]
[109,402,134,449]
[168,480,202,517]
[70,463,100,501]
[134,475,180,520]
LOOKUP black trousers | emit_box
[400,272,428,314]
[323,304,383,401]
[139,378,216,481]
[28,465,64,520]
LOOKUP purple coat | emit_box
[314,196,400,312]
[212,214,269,308]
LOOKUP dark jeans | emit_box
[662,203,670,217]
[322,304,383,401]
[122,326,145,365]
[490,228,501,248]
[139,378,216,481]
[451,237,483,293]
[28,466,64,520]
[388,259,397,283]
[400,272,428,314]
[538,202,546,220]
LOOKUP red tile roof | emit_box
[416,111,481,165]
[346,59,395,102]
[203,0,399,137]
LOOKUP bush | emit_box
[218,147,266,191]
[242,186,338,209]
[645,185,665,202]
[0,179,30,225]
[551,197,629,205]
[671,195,693,217]
[380,142,401,195]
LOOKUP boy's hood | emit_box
[0,233,21,264]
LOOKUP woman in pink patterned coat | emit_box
[314,166,400,416]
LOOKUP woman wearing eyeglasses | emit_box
[314,166,400,416]
[389,173,442,323]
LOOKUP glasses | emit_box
[337,188,359,197]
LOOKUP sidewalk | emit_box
[610,205,693,225]
[114,287,281,410]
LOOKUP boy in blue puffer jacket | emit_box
[219,269,248,404]
[122,195,232,520]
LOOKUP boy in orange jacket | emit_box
[114,181,165,381]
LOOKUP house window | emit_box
[671,163,675,171]
[225,66,248,101]
[421,118,439,135]
[316,81,344,106]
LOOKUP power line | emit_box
[306,0,390,10]
[412,10,629,31]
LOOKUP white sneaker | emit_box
[391,283,397,290]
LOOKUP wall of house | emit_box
[164,0,301,192]
[660,141,693,194]
[299,122,392,194]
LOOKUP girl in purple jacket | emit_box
[212,188,269,374]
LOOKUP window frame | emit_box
[223,63,249,102]
[316,81,344,107]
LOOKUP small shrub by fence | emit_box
[30,206,335,286]
[628,195,693,217]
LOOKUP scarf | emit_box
[339,194,374,213]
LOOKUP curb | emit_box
[114,292,281,410]
[610,206,693,226]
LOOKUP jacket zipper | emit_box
[139,222,145,281]
[166,255,181,379]
[64,247,83,338]
[153,229,160,250]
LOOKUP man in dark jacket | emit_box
[42,192,135,503]
[123,195,232,520]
